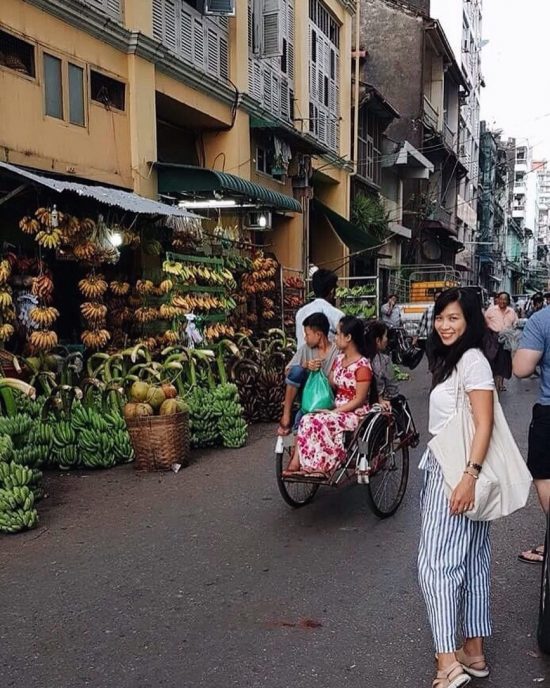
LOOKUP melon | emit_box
[161,383,177,399]
[175,398,190,414]
[129,381,149,403]
[146,386,166,411]
[159,399,179,415]
[135,403,154,416]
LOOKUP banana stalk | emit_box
[0,379,36,417]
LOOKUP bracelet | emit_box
[467,461,483,473]
[463,469,479,480]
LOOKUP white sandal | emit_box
[456,648,490,678]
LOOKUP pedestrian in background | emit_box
[295,268,344,349]
[413,289,443,345]
[528,295,544,318]
[381,293,402,329]
[484,291,518,391]
[544,292,550,308]
[514,305,550,564]
[419,288,495,687]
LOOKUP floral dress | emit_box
[296,354,372,474]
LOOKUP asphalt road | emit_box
[1,361,550,687]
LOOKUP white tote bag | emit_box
[428,358,532,521]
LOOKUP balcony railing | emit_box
[443,122,456,150]
[423,95,439,131]
[152,0,229,82]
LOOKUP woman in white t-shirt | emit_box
[418,288,495,688]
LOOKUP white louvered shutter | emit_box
[204,0,236,15]
[105,0,121,21]
[193,18,205,69]
[262,0,283,57]
[207,28,219,77]
[152,0,163,41]
[180,8,194,63]
[164,0,178,52]
[219,37,229,80]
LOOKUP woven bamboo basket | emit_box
[126,410,190,472]
[0,350,23,379]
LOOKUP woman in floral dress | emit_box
[283,316,374,478]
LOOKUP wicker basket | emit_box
[126,411,190,472]
[0,350,23,379]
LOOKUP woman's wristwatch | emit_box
[466,461,483,474]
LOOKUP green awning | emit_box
[156,163,302,213]
[312,200,379,252]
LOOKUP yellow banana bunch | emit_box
[30,330,58,351]
[29,306,59,328]
[0,323,14,341]
[35,229,62,249]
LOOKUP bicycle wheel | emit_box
[275,448,319,508]
[363,413,409,518]
[538,512,550,654]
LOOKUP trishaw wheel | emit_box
[276,450,319,508]
[363,414,409,518]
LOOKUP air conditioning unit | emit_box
[247,211,272,230]
[202,0,236,16]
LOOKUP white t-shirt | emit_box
[295,298,345,348]
[429,348,494,436]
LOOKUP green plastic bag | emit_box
[301,370,334,413]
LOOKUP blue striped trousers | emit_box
[418,460,492,653]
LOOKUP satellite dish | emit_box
[422,237,442,261]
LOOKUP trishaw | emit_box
[274,400,418,518]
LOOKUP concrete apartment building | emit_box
[360,0,467,275]
[430,0,483,278]
[0,0,360,275]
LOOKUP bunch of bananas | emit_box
[79,274,108,299]
[80,217,96,234]
[0,485,34,512]
[0,435,13,462]
[135,307,159,324]
[159,304,179,319]
[251,255,278,277]
[29,306,59,328]
[35,228,63,249]
[11,445,47,468]
[80,302,107,323]
[0,504,38,533]
[0,413,33,437]
[0,461,34,488]
[188,387,220,448]
[0,259,12,285]
[61,214,81,238]
[0,323,14,342]
[29,329,58,352]
[78,428,116,469]
[74,405,132,466]
[18,215,41,235]
[110,281,130,296]
[73,242,98,261]
[212,384,248,449]
[136,279,155,296]
[81,329,111,349]
[203,324,235,342]
[172,294,224,312]
[159,279,173,294]
[163,329,180,345]
[0,288,13,310]
[31,275,54,299]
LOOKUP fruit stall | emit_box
[0,163,299,535]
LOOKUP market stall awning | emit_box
[0,161,197,217]
[156,163,302,213]
[312,200,379,252]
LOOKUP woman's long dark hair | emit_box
[426,288,488,387]
[365,320,388,360]
[339,316,378,403]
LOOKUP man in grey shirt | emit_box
[381,294,402,329]
[513,307,550,562]
[278,312,338,435]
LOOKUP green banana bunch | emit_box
[78,427,116,469]
[112,430,134,464]
[53,444,79,470]
[0,507,38,533]
[218,417,248,448]
[0,435,13,463]
[16,396,43,420]
[51,420,77,449]
[0,461,34,488]
[11,445,48,468]
[212,384,248,449]
[0,486,35,511]
[188,387,220,448]
[0,413,33,437]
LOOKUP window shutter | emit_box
[286,2,294,79]
[206,28,219,76]
[193,18,205,69]
[262,0,283,58]
[180,8,194,62]
[280,79,289,118]
[105,0,121,20]
[263,68,273,111]
[164,0,178,52]
[152,0,163,41]
[219,36,229,80]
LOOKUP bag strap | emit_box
[454,357,465,411]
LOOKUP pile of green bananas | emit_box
[0,413,33,438]
[0,462,40,533]
[12,445,48,468]
[212,384,248,449]
[16,396,43,420]
[188,387,220,448]
[0,434,13,462]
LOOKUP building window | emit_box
[68,63,85,125]
[90,70,125,111]
[43,53,86,126]
[43,53,63,119]
[357,106,382,186]
[255,144,285,181]
[0,29,35,77]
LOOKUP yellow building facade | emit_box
[0,0,357,274]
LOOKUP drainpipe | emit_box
[351,0,361,177]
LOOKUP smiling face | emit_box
[434,300,467,347]
[497,293,509,310]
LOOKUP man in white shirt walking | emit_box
[295,269,344,348]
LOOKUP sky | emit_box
[481,0,550,160]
